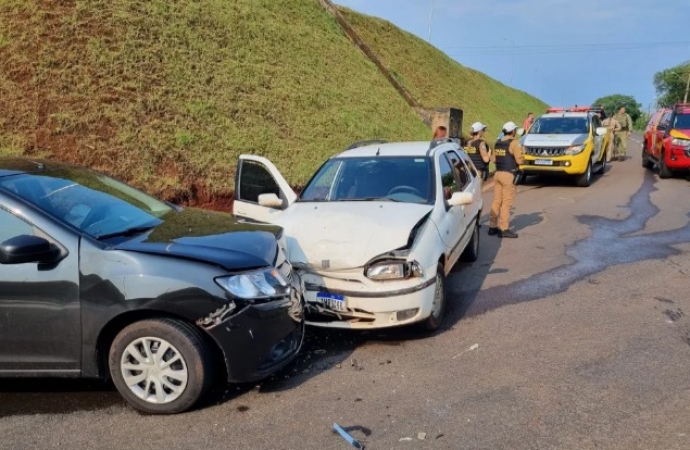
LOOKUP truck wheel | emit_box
[658,150,673,179]
[109,318,214,414]
[421,263,446,332]
[596,155,607,175]
[575,160,592,187]
[642,144,653,169]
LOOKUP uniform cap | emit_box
[470,122,487,133]
[502,121,517,132]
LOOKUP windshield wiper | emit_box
[342,197,402,202]
[96,225,157,241]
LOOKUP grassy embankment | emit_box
[340,7,548,138]
[0,0,546,208]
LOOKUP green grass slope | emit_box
[0,0,429,205]
[0,0,547,207]
[340,7,548,138]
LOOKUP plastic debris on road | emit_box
[452,343,479,359]
[333,423,365,449]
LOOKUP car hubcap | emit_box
[431,272,443,319]
[121,337,188,404]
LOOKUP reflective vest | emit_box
[494,138,518,172]
[465,139,487,170]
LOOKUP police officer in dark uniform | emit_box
[488,122,525,238]
[464,122,492,180]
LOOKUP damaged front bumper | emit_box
[301,266,437,330]
[197,271,305,383]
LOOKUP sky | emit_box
[333,0,690,113]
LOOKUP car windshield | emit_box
[0,167,174,239]
[299,156,434,204]
[528,116,590,134]
[673,114,690,129]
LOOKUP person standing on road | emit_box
[522,112,534,132]
[432,125,448,140]
[488,122,524,239]
[612,106,633,161]
[465,122,492,181]
[602,114,621,162]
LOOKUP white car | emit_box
[233,139,483,331]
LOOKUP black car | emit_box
[0,158,304,414]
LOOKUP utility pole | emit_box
[427,0,434,43]
[684,69,690,103]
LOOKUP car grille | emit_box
[525,146,567,157]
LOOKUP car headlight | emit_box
[215,267,290,300]
[671,138,690,147]
[365,261,423,280]
[565,144,586,155]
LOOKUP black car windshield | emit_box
[528,116,590,134]
[673,114,690,129]
[0,168,174,239]
[299,156,434,204]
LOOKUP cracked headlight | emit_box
[671,138,690,147]
[565,144,586,155]
[215,268,290,300]
[366,261,423,280]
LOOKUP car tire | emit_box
[658,150,673,179]
[575,159,592,187]
[109,318,214,415]
[642,145,653,169]
[460,218,480,263]
[597,155,607,175]
[421,263,446,332]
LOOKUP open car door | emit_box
[234,155,296,224]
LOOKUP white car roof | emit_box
[335,141,455,158]
[540,112,591,118]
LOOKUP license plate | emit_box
[315,292,347,312]
[534,159,553,166]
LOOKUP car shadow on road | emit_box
[519,167,609,188]
[0,378,123,417]
[444,212,544,326]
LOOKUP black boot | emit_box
[488,227,499,236]
[499,229,518,238]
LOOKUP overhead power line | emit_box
[446,40,690,56]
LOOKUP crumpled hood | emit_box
[276,202,433,270]
[521,133,588,148]
[114,207,280,271]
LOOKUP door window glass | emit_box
[237,160,281,203]
[0,208,34,243]
[439,153,456,199]
[447,151,472,191]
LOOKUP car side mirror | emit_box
[595,127,607,136]
[447,191,473,207]
[0,235,63,265]
[258,193,284,208]
[516,128,526,137]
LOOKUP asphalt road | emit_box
[2,135,690,450]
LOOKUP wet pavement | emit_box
[2,136,690,449]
